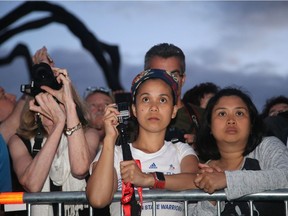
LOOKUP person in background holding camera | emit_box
[83,86,114,216]
[144,43,204,146]
[8,47,100,216]
[84,86,114,146]
[86,69,199,216]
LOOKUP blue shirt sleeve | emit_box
[0,133,12,192]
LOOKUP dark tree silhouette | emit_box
[0,1,123,91]
[0,43,32,78]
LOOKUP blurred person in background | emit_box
[261,95,288,145]
[183,82,220,109]
[261,95,288,118]
[84,86,115,216]
[84,86,114,145]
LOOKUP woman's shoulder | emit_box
[259,136,286,148]
[167,141,197,156]
[252,136,287,157]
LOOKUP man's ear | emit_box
[171,105,178,119]
[181,73,186,87]
[131,104,137,117]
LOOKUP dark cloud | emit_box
[215,1,288,27]
[184,58,288,112]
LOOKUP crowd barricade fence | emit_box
[1,189,288,216]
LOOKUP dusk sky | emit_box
[1,1,288,111]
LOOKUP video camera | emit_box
[117,102,130,124]
[21,62,62,96]
[165,127,187,143]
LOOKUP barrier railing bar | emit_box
[216,200,221,216]
[125,189,288,202]
[27,203,31,216]
[152,200,156,216]
[2,189,288,216]
[1,189,287,205]
[58,202,62,216]
[120,203,123,216]
[184,200,188,216]
[249,200,253,216]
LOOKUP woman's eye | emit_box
[218,111,226,117]
[142,97,149,103]
[160,98,167,103]
[236,111,244,116]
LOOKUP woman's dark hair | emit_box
[195,87,265,162]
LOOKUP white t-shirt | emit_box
[93,141,197,216]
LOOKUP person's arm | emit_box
[195,137,288,199]
[83,127,100,167]
[0,95,26,143]
[162,154,199,190]
[8,124,64,192]
[11,93,66,192]
[86,104,119,208]
[64,98,94,179]
[39,68,94,178]
[225,137,288,200]
[120,151,199,190]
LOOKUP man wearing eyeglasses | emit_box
[144,43,204,146]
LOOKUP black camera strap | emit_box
[32,113,44,157]
[118,122,142,216]
[183,102,200,131]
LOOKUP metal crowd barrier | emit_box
[1,189,288,216]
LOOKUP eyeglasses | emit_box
[83,86,112,99]
[269,109,288,117]
[170,70,184,78]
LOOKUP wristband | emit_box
[152,172,165,189]
[65,122,82,136]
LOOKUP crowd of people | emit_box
[0,44,288,216]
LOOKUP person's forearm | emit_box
[225,169,288,200]
[67,129,91,178]
[20,124,64,192]
[86,142,116,208]
[164,173,198,191]
[65,101,91,178]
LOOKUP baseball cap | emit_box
[131,69,178,105]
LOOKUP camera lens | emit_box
[32,63,54,83]
[30,63,62,96]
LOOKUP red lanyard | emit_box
[121,159,143,216]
